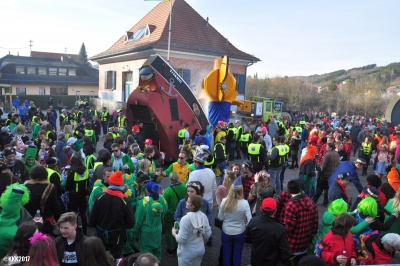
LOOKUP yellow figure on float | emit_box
[202,55,238,103]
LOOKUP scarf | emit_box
[105,188,126,199]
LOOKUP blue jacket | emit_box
[328,161,363,193]
[174,198,212,223]
[300,128,309,142]
[12,98,20,107]
[328,180,347,203]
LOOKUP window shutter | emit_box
[238,74,246,94]
[183,69,191,86]
[112,71,116,90]
[104,71,108,89]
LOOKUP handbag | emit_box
[214,217,223,229]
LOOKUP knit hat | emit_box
[287,180,301,194]
[366,175,382,188]
[261,127,267,132]
[73,139,83,152]
[261,198,276,212]
[46,157,59,168]
[3,147,16,157]
[145,181,160,194]
[108,171,124,186]
[243,160,256,173]
[363,187,379,200]
[232,176,242,191]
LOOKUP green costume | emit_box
[88,180,108,212]
[163,182,187,252]
[0,184,30,259]
[121,173,137,256]
[112,153,135,175]
[24,146,38,173]
[308,199,369,254]
[134,195,167,260]
[383,198,400,234]
[32,122,40,140]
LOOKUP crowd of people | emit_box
[2,97,400,266]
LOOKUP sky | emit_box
[1,0,399,78]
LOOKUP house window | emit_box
[104,70,116,90]
[39,88,46,95]
[27,67,36,75]
[50,88,68,95]
[16,87,26,95]
[69,68,76,76]
[49,67,57,75]
[127,24,151,42]
[16,66,25,74]
[59,68,67,76]
[38,67,47,75]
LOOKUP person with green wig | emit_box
[24,146,39,173]
[354,197,399,244]
[0,184,30,259]
[308,198,373,254]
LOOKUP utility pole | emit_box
[29,40,33,55]
[64,47,68,54]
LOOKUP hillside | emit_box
[245,62,400,117]
[298,62,400,88]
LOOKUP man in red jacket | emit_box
[284,180,319,265]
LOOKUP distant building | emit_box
[90,0,259,103]
[0,52,98,97]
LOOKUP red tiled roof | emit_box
[31,51,80,62]
[91,0,259,62]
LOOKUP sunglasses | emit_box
[178,157,185,159]
[112,150,120,152]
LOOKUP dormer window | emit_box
[126,24,151,42]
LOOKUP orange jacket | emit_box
[388,167,400,192]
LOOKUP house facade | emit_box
[0,52,99,109]
[91,0,259,104]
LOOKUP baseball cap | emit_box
[144,139,153,145]
[363,187,379,200]
[261,198,277,212]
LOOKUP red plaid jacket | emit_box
[242,173,255,200]
[275,191,291,223]
[284,193,319,253]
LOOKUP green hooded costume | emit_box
[24,146,38,173]
[0,184,30,258]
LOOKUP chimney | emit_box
[61,56,64,62]
[206,17,209,27]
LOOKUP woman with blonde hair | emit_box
[14,124,29,145]
[63,125,73,140]
[374,144,390,179]
[248,170,275,216]
[215,170,236,206]
[218,177,252,266]
[384,189,400,234]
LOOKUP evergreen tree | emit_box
[79,43,91,66]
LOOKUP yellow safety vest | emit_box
[269,145,286,167]
[73,170,89,192]
[235,125,243,140]
[248,143,261,162]
[214,142,226,160]
[118,117,126,127]
[101,111,109,122]
[363,143,371,155]
[178,129,188,144]
[46,168,61,182]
